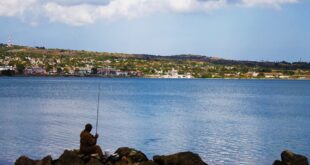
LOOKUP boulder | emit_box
[137,160,158,165]
[55,150,84,165]
[273,150,309,165]
[85,158,103,165]
[153,151,207,165]
[114,147,148,163]
[15,156,35,165]
[15,155,53,165]
[281,150,308,165]
[42,155,53,165]
[273,160,284,165]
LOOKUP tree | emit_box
[57,67,62,74]
[201,73,212,78]
[16,63,25,74]
[282,70,295,75]
[45,65,53,72]
[258,72,265,78]
[91,67,98,74]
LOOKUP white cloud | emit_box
[42,0,228,25]
[0,0,300,26]
[44,3,96,26]
[241,0,299,8]
[0,0,37,17]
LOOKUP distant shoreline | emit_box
[1,75,309,80]
[1,44,310,81]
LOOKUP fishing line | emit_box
[96,83,100,134]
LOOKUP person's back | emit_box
[80,123,104,158]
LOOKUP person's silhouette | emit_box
[80,123,104,158]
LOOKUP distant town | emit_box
[0,44,310,79]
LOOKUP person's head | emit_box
[85,123,92,132]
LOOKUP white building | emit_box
[161,69,193,78]
[0,66,14,71]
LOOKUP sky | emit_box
[0,0,309,62]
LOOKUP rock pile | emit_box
[15,148,309,165]
[15,147,208,165]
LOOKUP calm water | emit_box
[0,77,309,165]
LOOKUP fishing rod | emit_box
[95,83,100,135]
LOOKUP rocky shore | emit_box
[15,147,308,165]
[15,147,208,165]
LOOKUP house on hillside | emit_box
[76,67,92,76]
[264,73,275,78]
[24,67,46,75]
[97,67,114,76]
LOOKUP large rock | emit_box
[114,147,148,163]
[153,151,208,165]
[85,158,103,165]
[273,150,309,165]
[42,156,53,165]
[137,161,158,165]
[15,156,35,165]
[15,155,52,165]
[55,150,84,165]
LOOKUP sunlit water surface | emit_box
[0,77,309,164]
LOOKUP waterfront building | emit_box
[24,67,46,75]
[0,66,14,71]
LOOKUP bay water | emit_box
[0,77,309,164]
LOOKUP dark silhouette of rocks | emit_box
[114,147,148,163]
[273,150,309,165]
[15,148,309,165]
[15,155,52,165]
[15,147,208,165]
[85,158,102,165]
[153,152,207,165]
[55,150,84,165]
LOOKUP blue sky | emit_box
[0,0,309,61]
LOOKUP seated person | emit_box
[80,123,104,158]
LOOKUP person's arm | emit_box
[85,133,97,145]
[92,134,99,145]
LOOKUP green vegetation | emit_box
[0,44,310,79]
